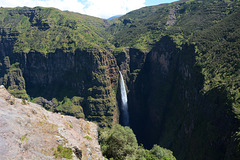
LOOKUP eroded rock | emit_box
[0,86,104,160]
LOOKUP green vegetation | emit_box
[0,6,119,127]
[31,96,85,119]
[21,99,28,105]
[107,4,170,51]
[108,0,240,51]
[99,124,176,160]
[100,124,138,159]
[107,1,240,159]
[0,7,113,54]
[191,11,240,110]
[83,134,92,140]
[136,145,176,160]
[0,1,240,159]
[69,124,73,128]
[20,135,29,144]
[0,56,29,100]
[55,97,85,118]
[54,144,73,159]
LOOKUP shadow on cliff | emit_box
[21,49,94,101]
[6,48,119,127]
[128,36,240,160]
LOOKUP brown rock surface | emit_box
[0,85,104,160]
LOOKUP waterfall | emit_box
[119,71,129,126]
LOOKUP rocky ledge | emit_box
[0,85,104,160]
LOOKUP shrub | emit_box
[100,124,176,160]
[150,144,176,160]
[20,135,29,144]
[83,134,92,140]
[100,124,138,159]
[21,99,28,105]
[69,124,73,128]
[54,144,73,159]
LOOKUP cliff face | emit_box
[1,49,119,127]
[20,49,118,127]
[0,7,119,127]
[0,46,119,128]
[114,47,147,124]
[0,85,104,160]
[107,1,240,159]
[128,36,240,159]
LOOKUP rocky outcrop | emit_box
[114,47,146,88]
[0,85,104,160]
[115,48,146,75]
[113,47,147,124]
[165,8,176,29]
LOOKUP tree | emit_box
[150,144,176,160]
[100,124,138,159]
[100,124,176,160]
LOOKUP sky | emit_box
[0,0,179,19]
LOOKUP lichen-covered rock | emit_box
[0,85,104,160]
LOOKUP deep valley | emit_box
[0,0,240,159]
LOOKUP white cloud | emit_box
[84,0,146,18]
[0,0,146,19]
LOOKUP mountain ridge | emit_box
[107,15,122,20]
[0,0,240,159]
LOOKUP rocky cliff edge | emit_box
[0,85,104,160]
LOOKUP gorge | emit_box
[0,0,240,159]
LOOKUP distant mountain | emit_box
[107,15,122,20]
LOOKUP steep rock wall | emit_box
[128,36,240,160]
[113,47,147,125]
[0,27,119,128]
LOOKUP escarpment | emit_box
[1,48,119,127]
[1,0,240,159]
[0,7,119,127]
[22,49,119,127]
[128,36,239,160]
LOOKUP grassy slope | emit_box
[0,6,113,54]
[108,0,240,49]
[106,4,169,51]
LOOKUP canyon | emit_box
[0,0,240,159]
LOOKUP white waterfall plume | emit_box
[119,71,129,126]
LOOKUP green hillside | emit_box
[0,6,113,54]
[0,0,240,159]
[108,0,240,50]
